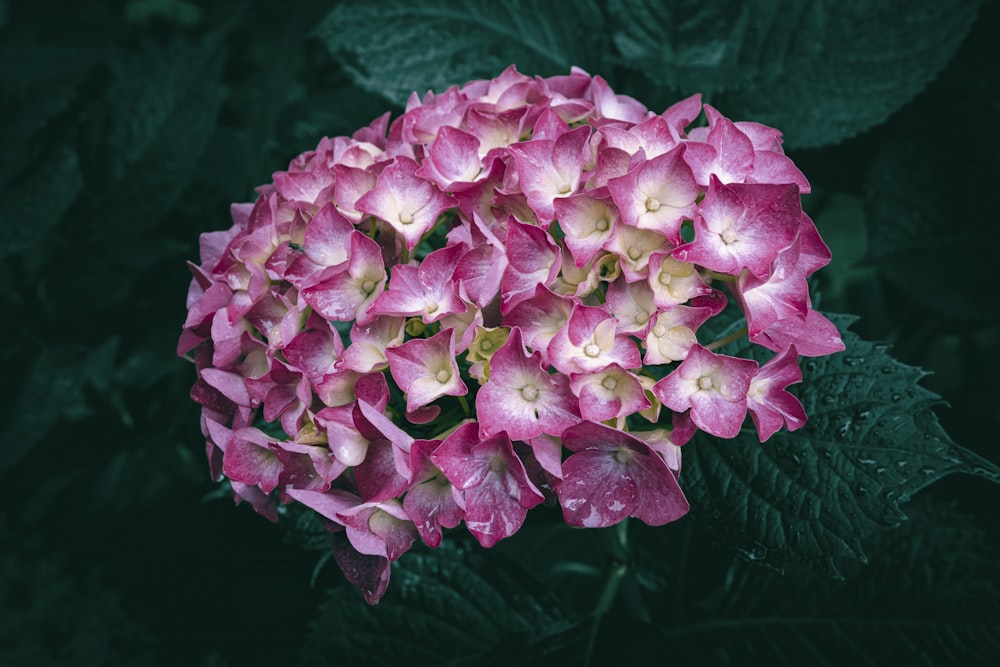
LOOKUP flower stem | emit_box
[706,326,748,351]
[457,394,471,416]
[708,270,735,283]
[584,520,630,666]
[584,562,626,666]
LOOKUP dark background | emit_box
[1,1,998,665]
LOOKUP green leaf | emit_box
[0,39,97,188]
[316,0,608,104]
[281,504,334,552]
[682,314,1000,574]
[100,36,226,231]
[864,137,1000,322]
[647,499,1000,665]
[0,528,157,667]
[299,541,581,667]
[611,0,978,148]
[0,338,119,475]
[0,146,83,260]
[610,0,823,96]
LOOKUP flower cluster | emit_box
[179,66,843,603]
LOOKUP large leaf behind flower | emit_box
[625,499,1000,665]
[299,542,583,666]
[682,314,1000,574]
[315,0,608,104]
[610,0,978,148]
[865,137,1000,323]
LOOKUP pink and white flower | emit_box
[476,328,581,441]
[431,423,544,547]
[556,421,689,528]
[180,65,840,605]
[385,328,468,413]
[653,344,759,438]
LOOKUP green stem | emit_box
[584,561,627,667]
[709,270,736,283]
[584,520,630,667]
[706,326,747,351]
[457,394,471,417]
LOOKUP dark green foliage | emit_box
[300,541,583,667]
[316,0,609,104]
[325,0,978,147]
[1,1,998,665]
[609,0,978,147]
[0,339,118,475]
[0,527,158,666]
[865,137,1000,322]
[100,36,226,232]
[623,499,1000,666]
[684,315,1000,574]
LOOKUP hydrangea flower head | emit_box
[180,65,842,603]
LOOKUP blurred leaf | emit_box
[299,542,582,666]
[0,146,84,261]
[611,0,979,148]
[0,338,118,475]
[683,314,1000,574]
[865,136,1000,323]
[0,39,98,188]
[0,528,157,666]
[279,85,394,147]
[282,504,334,552]
[610,0,823,95]
[316,0,609,103]
[636,499,1000,666]
[100,35,226,231]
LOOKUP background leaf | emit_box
[316,0,609,104]
[0,146,83,260]
[611,0,979,148]
[683,315,1000,574]
[299,541,582,667]
[99,35,226,231]
[864,136,1000,323]
[0,338,118,475]
[623,498,1000,666]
